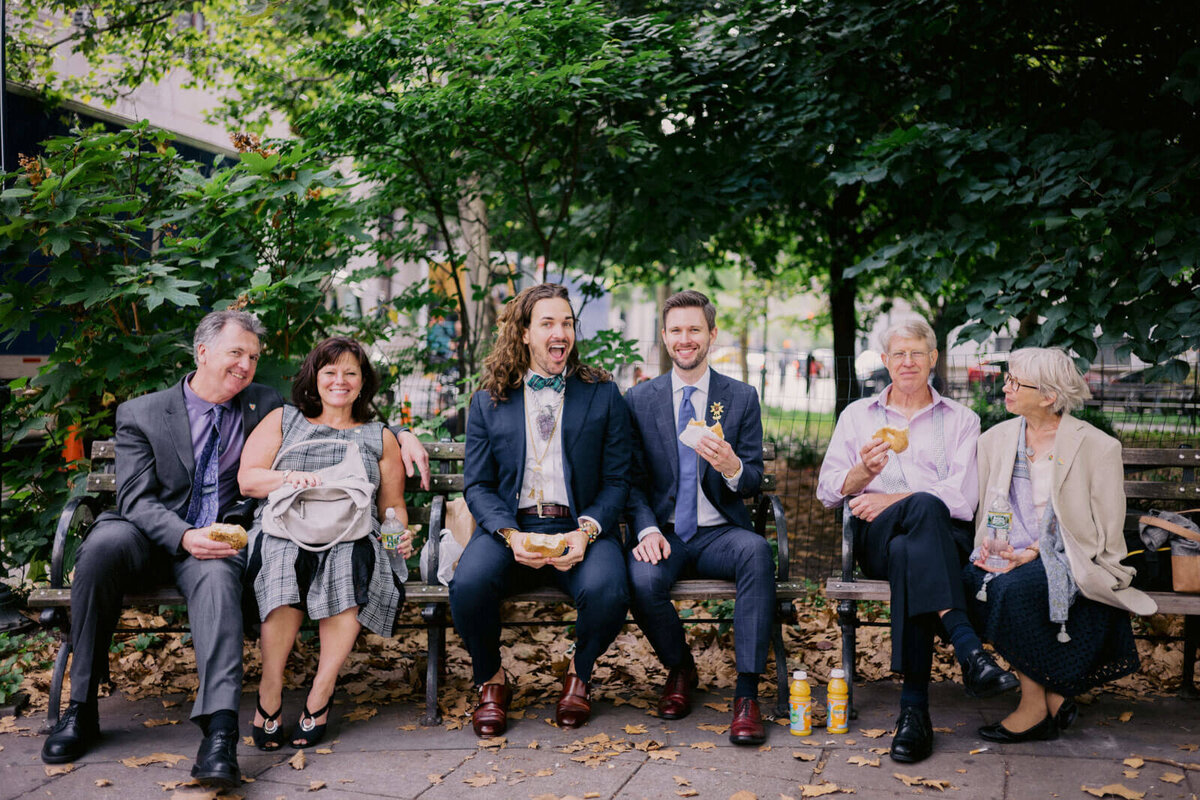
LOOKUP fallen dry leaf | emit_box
[1081,784,1145,799]
[95,779,112,787]
[691,741,717,750]
[1179,743,1199,752]
[1123,770,1139,779]
[427,774,444,784]
[894,773,923,787]
[932,726,953,734]
[156,779,200,791]
[705,702,731,712]
[699,723,730,734]
[922,779,953,791]
[121,752,187,768]
[585,794,601,799]
[309,780,326,791]
[677,791,699,798]
[1123,757,1144,769]
[314,747,333,754]
[846,755,879,768]
[463,773,497,788]
[1160,772,1185,784]
[142,718,178,728]
[624,724,648,734]
[44,764,76,776]
[799,783,842,798]
[859,728,888,738]
[648,749,680,761]
[535,769,554,777]
[344,706,376,722]
[793,751,817,762]
[289,751,306,770]
[674,776,691,786]
[1118,711,1133,723]
[730,792,758,800]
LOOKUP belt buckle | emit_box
[536,499,545,518]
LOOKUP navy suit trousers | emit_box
[627,524,775,675]
[850,491,973,674]
[449,517,629,685]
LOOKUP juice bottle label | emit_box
[827,700,848,733]
[789,698,812,735]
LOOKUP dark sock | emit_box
[207,709,238,734]
[734,672,759,700]
[900,677,930,709]
[941,609,982,664]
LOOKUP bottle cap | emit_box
[830,668,846,679]
[385,508,397,520]
[793,670,807,680]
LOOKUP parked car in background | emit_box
[1087,368,1198,412]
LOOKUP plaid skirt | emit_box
[249,406,401,637]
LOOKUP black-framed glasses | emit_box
[1003,374,1038,391]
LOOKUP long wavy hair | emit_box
[479,283,610,404]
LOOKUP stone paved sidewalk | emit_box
[2,680,1197,800]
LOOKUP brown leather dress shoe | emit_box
[657,664,699,720]
[729,697,766,745]
[556,674,592,729]
[472,681,512,738]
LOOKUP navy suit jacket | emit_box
[464,374,631,540]
[624,369,764,538]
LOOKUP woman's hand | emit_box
[282,470,321,488]
[397,529,415,559]
[974,541,1039,574]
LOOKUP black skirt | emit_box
[963,560,1139,696]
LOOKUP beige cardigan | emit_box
[975,414,1157,616]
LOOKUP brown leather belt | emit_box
[517,503,572,519]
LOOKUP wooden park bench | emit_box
[824,446,1200,715]
[29,438,803,729]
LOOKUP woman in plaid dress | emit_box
[238,338,412,750]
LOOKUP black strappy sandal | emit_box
[290,697,332,749]
[251,696,286,751]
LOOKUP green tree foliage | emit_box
[0,123,372,573]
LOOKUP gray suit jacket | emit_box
[106,377,283,553]
[624,370,764,539]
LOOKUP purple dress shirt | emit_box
[816,386,981,521]
[182,373,248,518]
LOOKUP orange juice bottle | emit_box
[789,670,812,736]
[826,668,849,734]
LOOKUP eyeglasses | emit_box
[886,350,930,363]
[1004,374,1039,391]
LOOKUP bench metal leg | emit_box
[45,639,72,733]
[1182,614,1199,700]
[837,598,859,720]
[772,600,792,717]
[420,603,446,725]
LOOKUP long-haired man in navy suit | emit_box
[624,290,774,745]
[451,283,631,738]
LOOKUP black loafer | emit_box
[1055,698,1078,730]
[978,714,1058,743]
[890,706,934,763]
[191,729,240,789]
[41,701,100,764]
[961,647,1019,698]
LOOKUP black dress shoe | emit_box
[191,729,240,789]
[890,706,934,763]
[1055,698,1078,730]
[961,647,1019,698]
[978,714,1059,743]
[41,701,99,764]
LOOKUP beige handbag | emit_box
[1138,508,1200,593]
[261,439,375,553]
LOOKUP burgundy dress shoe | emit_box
[556,674,592,729]
[472,681,512,738]
[657,664,699,720]
[729,697,766,745]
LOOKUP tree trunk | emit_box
[457,181,494,385]
[657,276,672,374]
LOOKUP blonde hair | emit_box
[1008,347,1091,414]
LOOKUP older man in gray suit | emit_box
[40,311,282,786]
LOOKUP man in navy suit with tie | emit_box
[625,290,773,744]
[450,283,631,737]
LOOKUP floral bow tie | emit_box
[527,373,566,393]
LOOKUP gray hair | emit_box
[1008,347,1091,414]
[880,318,936,354]
[193,310,267,360]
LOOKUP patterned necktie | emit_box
[674,385,698,541]
[185,405,224,528]
[527,373,566,393]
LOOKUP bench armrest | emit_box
[51,495,101,590]
[755,493,790,582]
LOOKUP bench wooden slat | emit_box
[87,474,117,493]
[91,441,116,459]
[1123,448,1200,466]
[1124,482,1200,500]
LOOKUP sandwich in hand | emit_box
[523,531,568,557]
[679,418,724,449]
[206,522,248,550]
[873,426,909,454]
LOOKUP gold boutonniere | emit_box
[709,401,725,422]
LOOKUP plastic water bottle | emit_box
[826,668,849,734]
[789,670,812,736]
[380,508,408,582]
[984,491,1013,570]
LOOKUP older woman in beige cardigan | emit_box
[965,348,1156,743]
